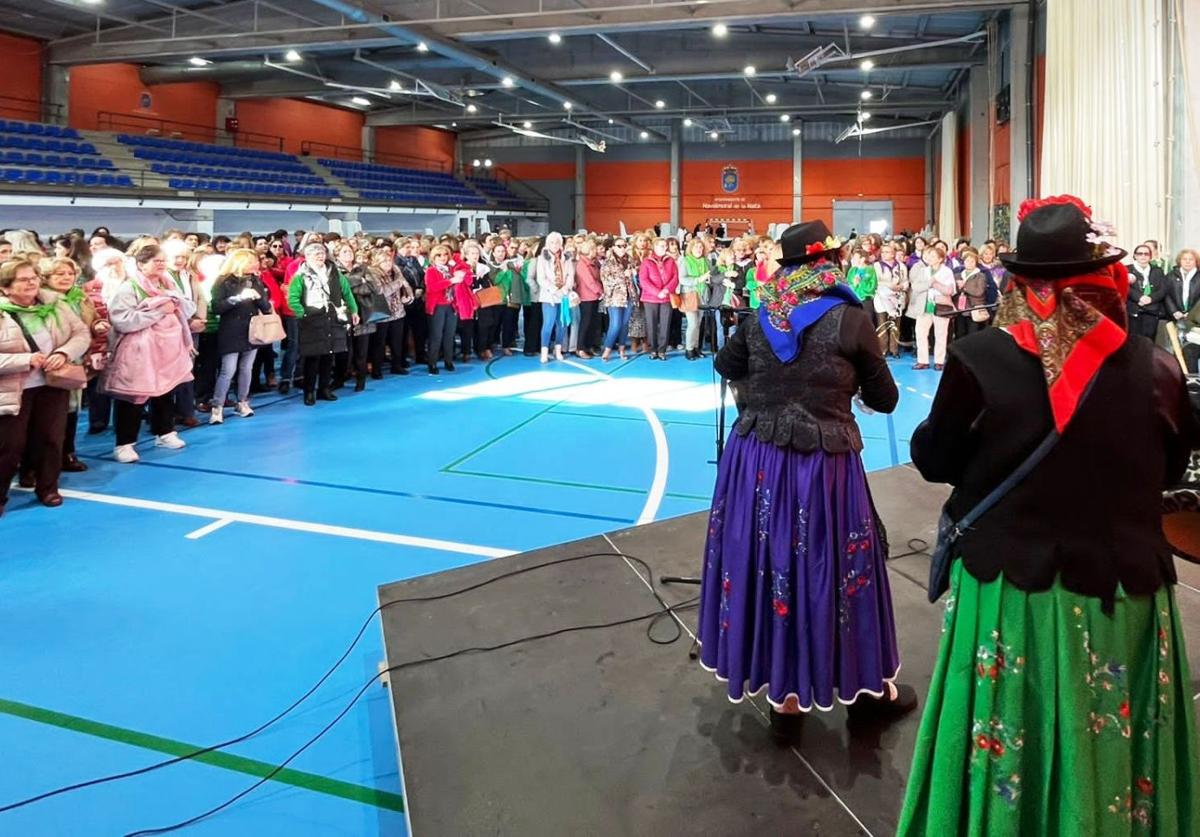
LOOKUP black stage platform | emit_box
[379,464,1200,837]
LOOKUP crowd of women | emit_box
[0,221,1196,517]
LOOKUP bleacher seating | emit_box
[466,174,534,209]
[319,158,487,207]
[119,135,311,174]
[166,177,337,198]
[0,118,129,189]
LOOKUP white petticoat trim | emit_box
[697,651,903,713]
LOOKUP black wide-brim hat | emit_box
[777,220,842,266]
[998,201,1125,279]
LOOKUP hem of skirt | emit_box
[697,656,903,712]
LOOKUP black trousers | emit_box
[577,301,599,353]
[87,376,111,431]
[302,354,334,394]
[644,302,672,353]
[370,320,406,373]
[340,332,370,381]
[500,306,521,349]
[668,308,683,347]
[521,304,542,354]
[457,317,477,358]
[194,332,220,404]
[427,306,458,365]
[699,309,720,355]
[252,345,276,385]
[0,386,69,501]
[405,305,428,362]
[475,307,501,354]
[115,394,174,446]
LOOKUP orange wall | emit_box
[681,160,792,232]
[375,126,455,169]
[0,33,43,119]
[585,160,670,232]
[993,119,1011,207]
[234,98,363,156]
[956,124,970,239]
[68,63,218,131]
[496,162,575,181]
[802,157,926,235]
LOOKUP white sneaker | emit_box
[155,432,186,450]
[540,347,549,364]
[209,405,224,425]
[114,444,140,464]
[235,401,254,418]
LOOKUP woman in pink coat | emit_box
[638,237,680,360]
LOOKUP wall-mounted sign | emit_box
[721,164,739,193]
[139,92,152,110]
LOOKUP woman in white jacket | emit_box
[534,232,575,363]
[873,241,908,358]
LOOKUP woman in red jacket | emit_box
[573,238,603,358]
[423,244,467,374]
[638,237,680,360]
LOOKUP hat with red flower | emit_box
[998,195,1125,279]
[777,220,844,266]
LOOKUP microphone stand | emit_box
[661,307,749,587]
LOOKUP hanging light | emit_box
[563,101,573,110]
[351,96,371,106]
[523,120,532,129]
[285,49,301,62]
[858,111,872,122]
[712,23,728,37]
[416,42,429,52]
[188,57,211,67]
[743,65,756,77]
[639,131,649,139]
[861,90,873,100]
[860,59,875,71]
[610,70,623,83]
[683,118,693,127]
[859,15,876,29]
[484,159,493,167]
[389,80,403,91]
[779,114,791,122]
[654,100,665,109]
[466,104,478,113]
[791,127,801,136]
[472,159,482,167]
[548,32,562,44]
[764,93,777,104]
[501,76,515,88]
[710,131,719,139]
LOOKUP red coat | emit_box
[638,256,680,303]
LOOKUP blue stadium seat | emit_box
[44,170,62,185]
[81,173,99,187]
[24,169,43,184]
[116,175,133,188]
[3,169,19,182]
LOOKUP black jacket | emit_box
[1165,266,1200,318]
[210,274,271,356]
[715,304,897,452]
[1126,263,1170,319]
[912,328,1196,609]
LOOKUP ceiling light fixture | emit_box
[683,118,693,127]
[548,32,562,44]
[779,114,790,122]
[484,159,493,167]
[859,14,876,29]
[860,59,875,71]
[501,76,515,88]
[416,42,429,52]
[285,49,301,62]
[523,120,532,128]
[608,118,615,124]
[639,130,649,139]
[188,57,211,67]
[710,131,719,139]
[792,127,801,136]
[472,159,482,167]
[858,111,872,122]
[390,80,403,91]
[764,93,777,104]
[563,101,573,110]
[351,96,371,106]
[743,65,756,77]
[610,70,623,83]
[712,23,728,37]
[466,104,478,113]
[861,90,873,100]
[654,100,665,109]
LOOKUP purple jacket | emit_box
[638,256,679,303]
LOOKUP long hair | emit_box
[214,248,259,290]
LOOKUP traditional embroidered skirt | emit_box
[696,432,901,710]
[898,560,1200,837]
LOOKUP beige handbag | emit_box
[249,310,286,346]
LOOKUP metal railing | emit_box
[300,140,449,173]
[463,164,550,213]
[0,96,65,125]
[95,112,285,152]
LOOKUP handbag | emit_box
[474,285,503,308]
[13,313,87,390]
[927,429,1060,602]
[249,310,286,346]
[669,292,682,309]
[971,307,991,323]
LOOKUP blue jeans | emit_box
[540,302,570,348]
[279,315,299,384]
[214,349,256,405]
[603,305,631,349]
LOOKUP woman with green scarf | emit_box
[0,258,90,515]
[487,241,521,356]
[680,238,711,360]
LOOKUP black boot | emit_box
[278,381,291,395]
[303,391,316,406]
[317,389,338,402]
[354,376,366,392]
[427,362,439,374]
[845,683,919,725]
[444,360,456,371]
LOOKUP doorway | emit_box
[831,200,894,240]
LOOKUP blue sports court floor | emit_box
[0,353,940,836]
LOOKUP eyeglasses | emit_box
[614,243,627,248]
[1135,250,1151,256]
[270,243,283,249]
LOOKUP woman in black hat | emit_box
[898,195,1200,835]
[696,220,919,733]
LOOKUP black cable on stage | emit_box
[888,538,931,561]
[0,551,690,817]
[122,594,700,836]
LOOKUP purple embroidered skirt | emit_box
[697,431,901,710]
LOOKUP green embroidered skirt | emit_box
[898,560,1199,837]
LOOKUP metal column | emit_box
[792,122,803,222]
[968,66,992,241]
[574,145,586,231]
[1009,3,1033,211]
[669,120,681,231]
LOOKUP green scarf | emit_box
[683,254,709,280]
[61,285,86,314]
[0,298,61,329]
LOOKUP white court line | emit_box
[602,533,875,837]
[185,518,233,540]
[14,487,513,559]
[563,359,668,524]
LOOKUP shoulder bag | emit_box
[13,313,87,390]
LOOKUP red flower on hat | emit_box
[1016,194,1093,222]
[1136,777,1154,796]
[805,242,826,255]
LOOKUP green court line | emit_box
[548,409,715,429]
[0,698,405,813]
[449,469,711,502]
